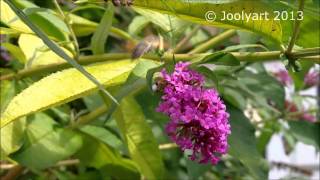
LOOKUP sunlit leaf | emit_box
[132,0,282,42]
[133,7,189,38]
[115,96,165,180]
[1,0,69,40]
[1,43,26,63]
[18,34,73,67]
[0,60,137,128]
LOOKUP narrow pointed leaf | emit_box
[91,4,114,54]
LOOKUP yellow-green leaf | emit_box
[0,60,137,128]
[115,96,165,180]
[132,0,282,42]
[0,0,30,33]
[1,0,69,40]
[1,43,26,63]
[18,34,72,67]
[0,118,26,157]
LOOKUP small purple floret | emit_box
[156,62,231,165]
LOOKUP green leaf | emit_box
[0,80,16,113]
[289,121,320,149]
[1,43,26,63]
[228,105,268,179]
[91,4,114,54]
[198,52,240,66]
[128,16,150,36]
[76,133,140,180]
[0,60,137,128]
[238,71,285,110]
[0,27,21,35]
[132,0,282,42]
[115,96,165,180]
[80,125,122,149]
[289,61,314,90]
[186,156,211,179]
[105,59,161,119]
[18,34,72,67]
[0,80,26,157]
[1,0,68,40]
[222,87,247,110]
[0,118,26,157]
[11,113,82,170]
[133,7,189,38]
[4,0,119,106]
[69,14,133,41]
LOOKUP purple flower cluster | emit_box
[156,62,231,164]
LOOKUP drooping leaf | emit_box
[238,71,285,111]
[228,105,268,179]
[133,7,189,38]
[222,87,247,110]
[80,125,122,149]
[91,4,114,54]
[197,52,240,66]
[0,80,26,157]
[69,14,133,41]
[0,60,137,128]
[289,121,320,149]
[1,43,26,63]
[0,27,21,35]
[128,16,150,36]
[18,34,72,67]
[4,0,119,106]
[76,133,140,180]
[0,118,26,157]
[132,0,282,42]
[105,59,161,119]
[1,0,69,40]
[115,96,165,180]
[11,113,82,170]
[0,80,16,113]
[185,156,211,179]
[289,61,314,90]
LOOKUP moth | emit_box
[131,35,164,59]
[105,0,134,6]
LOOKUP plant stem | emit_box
[189,29,236,54]
[53,0,80,59]
[1,165,24,180]
[73,105,108,128]
[1,49,319,81]
[286,0,305,54]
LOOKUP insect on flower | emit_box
[105,0,134,6]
